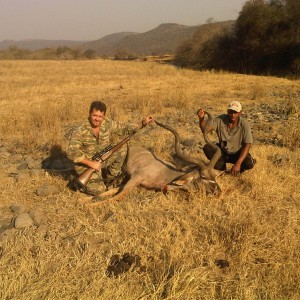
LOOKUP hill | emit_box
[0,21,235,56]
[80,32,138,56]
[82,21,235,56]
[81,23,201,56]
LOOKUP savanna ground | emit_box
[0,60,299,299]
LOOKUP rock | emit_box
[14,213,34,229]
[214,259,230,269]
[36,184,61,196]
[0,228,17,243]
[17,163,28,170]
[9,153,23,161]
[29,209,44,225]
[30,169,45,177]
[0,151,11,160]
[182,139,196,147]
[10,203,29,214]
[16,172,31,182]
[24,155,35,163]
[0,218,12,227]
[35,224,48,237]
[27,159,42,170]
[5,165,18,174]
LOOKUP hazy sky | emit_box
[0,0,246,41]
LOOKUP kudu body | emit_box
[89,112,222,206]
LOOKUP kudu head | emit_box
[155,112,222,195]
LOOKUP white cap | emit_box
[227,101,242,112]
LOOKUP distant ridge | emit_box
[81,32,138,55]
[81,23,200,56]
[0,21,234,56]
[0,39,86,51]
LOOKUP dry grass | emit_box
[0,60,300,299]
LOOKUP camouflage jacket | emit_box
[67,117,138,164]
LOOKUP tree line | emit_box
[0,46,98,60]
[175,0,300,76]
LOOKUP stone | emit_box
[10,203,29,214]
[0,228,17,243]
[5,165,18,174]
[30,169,45,177]
[27,159,42,170]
[182,139,196,147]
[17,172,31,182]
[36,184,61,196]
[0,151,11,160]
[0,218,12,227]
[24,155,35,163]
[17,163,28,170]
[35,224,48,237]
[14,213,34,229]
[29,209,44,226]
[8,153,23,162]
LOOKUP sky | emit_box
[0,0,246,42]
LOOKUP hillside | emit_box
[81,23,204,56]
[81,32,138,55]
[0,21,234,56]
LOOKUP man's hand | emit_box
[230,143,251,175]
[89,160,102,171]
[231,162,241,176]
[197,108,205,120]
[141,116,154,127]
[80,158,102,171]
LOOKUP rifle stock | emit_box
[73,132,135,193]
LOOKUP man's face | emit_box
[227,109,241,123]
[89,109,106,128]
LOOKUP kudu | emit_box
[88,111,222,206]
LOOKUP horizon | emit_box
[0,21,234,43]
[0,0,246,42]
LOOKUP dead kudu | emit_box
[88,112,222,206]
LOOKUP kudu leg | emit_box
[87,178,140,207]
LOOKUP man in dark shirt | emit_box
[197,101,255,175]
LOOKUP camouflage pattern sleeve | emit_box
[66,117,140,163]
[110,119,140,136]
[66,126,86,163]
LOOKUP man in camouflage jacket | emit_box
[67,100,153,195]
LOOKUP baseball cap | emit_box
[227,101,242,112]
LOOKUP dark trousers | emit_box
[203,144,255,172]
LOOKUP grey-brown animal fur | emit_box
[89,112,222,206]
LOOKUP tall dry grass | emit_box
[0,60,299,299]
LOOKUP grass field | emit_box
[0,60,299,299]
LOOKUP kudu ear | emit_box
[212,169,224,178]
[172,170,200,186]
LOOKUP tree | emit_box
[285,0,300,42]
[114,48,136,60]
[82,49,96,59]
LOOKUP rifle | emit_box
[73,131,136,193]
